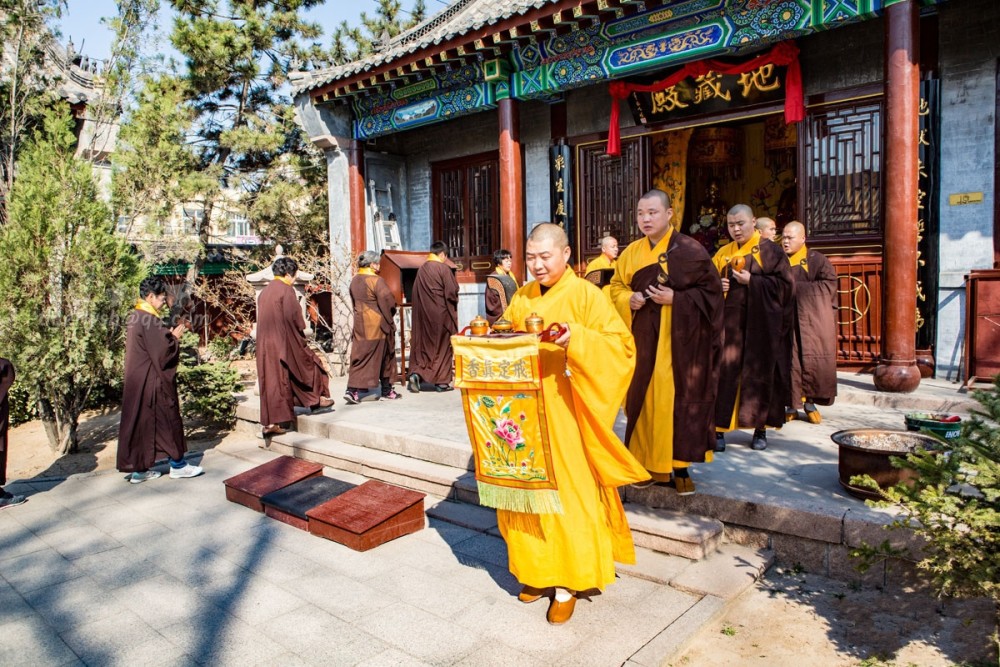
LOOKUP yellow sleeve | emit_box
[564,286,647,487]
[608,247,635,326]
[711,245,730,274]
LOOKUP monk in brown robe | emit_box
[256,257,334,435]
[611,189,724,495]
[712,204,794,452]
[344,251,402,404]
[781,221,838,423]
[0,357,26,507]
[407,241,459,392]
[485,249,518,325]
[117,277,203,483]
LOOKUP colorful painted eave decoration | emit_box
[353,82,497,140]
[510,0,947,101]
[346,0,949,139]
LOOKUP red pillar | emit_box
[873,0,921,392]
[498,98,525,281]
[347,140,366,258]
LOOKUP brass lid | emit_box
[491,317,513,332]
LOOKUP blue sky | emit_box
[60,0,434,62]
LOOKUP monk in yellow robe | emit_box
[499,223,649,625]
[610,190,724,495]
[584,235,619,301]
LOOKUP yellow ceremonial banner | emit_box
[452,335,562,514]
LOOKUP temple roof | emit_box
[290,0,560,96]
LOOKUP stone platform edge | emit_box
[234,401,925,589]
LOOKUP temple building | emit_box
[292,0,1000,390]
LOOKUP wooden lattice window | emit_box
[577,137,651,260]
[432,151,499,280]
[802,98,883,240]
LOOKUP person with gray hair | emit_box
[344,251,402,403]
[710,203,793,453]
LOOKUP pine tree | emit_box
[114,0,332,278]
[0,0,63,225]
[0,107,144,454]
[859,379,1000,657]
[330,0,427,64]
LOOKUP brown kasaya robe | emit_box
[789,248,838,407]
[0,358,14,485]
[485,270,517,325]
[347,271,398,390]
[117,310,186,473]
[256,279,330,426]
[408,257,459,384]
[713,238,794,430]
[623,232,724,464]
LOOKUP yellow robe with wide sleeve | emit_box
[499,268,648,591]
[585,254,615,273]
[609,231,682,477]
[585,254,617,303]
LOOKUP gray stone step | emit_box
[266,429,728,564]
[624,503,724,561]
[297,413,475,471]
[266,431,476,501]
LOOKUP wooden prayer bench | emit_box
[260,476,357,531]
[307,480,426,551]
[223,456,323,513]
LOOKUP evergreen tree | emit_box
[0,0,63,225]
[0,107,143,454]
[856,380,1000,655]
[113,0,334,276]
[330,0,426,64]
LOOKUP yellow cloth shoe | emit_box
[546,594,576,625]
[805,405,822,424]
[518,585,546,604]
[674,476,696,496]
[785,408,798,423]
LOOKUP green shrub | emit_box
[8,383,35,427]
[853,376,1000,657]
[207,335,236,361]
[176,361,241,426]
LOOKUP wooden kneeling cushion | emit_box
[307,480,426,551]
[261,476,357,531]
[223,456,323,512]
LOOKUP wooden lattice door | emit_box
[801,96,885,368]
[576,137,651,267]
[432,151,500,280]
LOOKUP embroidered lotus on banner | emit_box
[452,334,561,515]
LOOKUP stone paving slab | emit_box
[669,543,773,600]
[1,437,758,666]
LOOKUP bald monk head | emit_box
[755,217,777,241]
[526,223,572,287]
[781,221,806,256]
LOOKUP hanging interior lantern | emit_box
[763,114,798,172]
[689,126,743,180]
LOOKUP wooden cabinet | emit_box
[965,269,1000,385]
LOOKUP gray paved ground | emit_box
[1,371,977,666]
[1,439,704,667]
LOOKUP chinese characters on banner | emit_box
[915,79,940,350]
[549,143,574,240]
[628,63,787,125]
